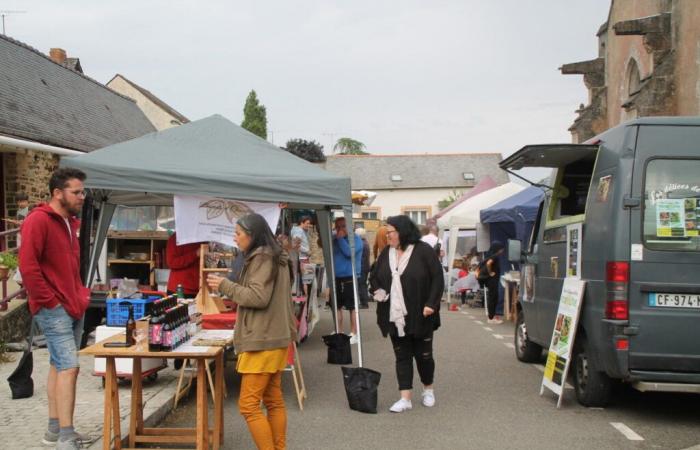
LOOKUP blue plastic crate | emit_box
[106,296,159,327]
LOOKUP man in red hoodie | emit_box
[19,167,94,450]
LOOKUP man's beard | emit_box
[60,197,82,216]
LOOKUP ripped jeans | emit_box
[390,331,435,390]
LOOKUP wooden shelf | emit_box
[108,259,154,266]
[107,230,169,240]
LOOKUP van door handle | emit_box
[623,196,641,208]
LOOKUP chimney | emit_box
[49,48,67,65]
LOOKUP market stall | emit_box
[480,186,545,320]
[437,182,525,304]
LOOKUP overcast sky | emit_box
[4,0,610,158]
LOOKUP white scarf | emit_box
[388,244,414,337]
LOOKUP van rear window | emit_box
[644,159,700,251]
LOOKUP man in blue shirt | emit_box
[332,217,363,343]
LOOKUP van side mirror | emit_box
[507,239,522,263]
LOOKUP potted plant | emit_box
[0,252,18,281]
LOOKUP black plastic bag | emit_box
[322,333,352,365]
[7,320,35,399]
[342,366,381,414]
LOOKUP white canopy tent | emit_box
[437,182,525,303]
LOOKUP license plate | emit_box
[649,293,700,308]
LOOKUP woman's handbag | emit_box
[341,366,381,414]
[322,333,352,365]
[7,319,36,400]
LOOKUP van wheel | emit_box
[515,309,542,362]
[573,336,612,407]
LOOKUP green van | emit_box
[501,117,700,406]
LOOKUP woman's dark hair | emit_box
[237,213,282,258]
[386,215,422,250]
[298,215,311,225]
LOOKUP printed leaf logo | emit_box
[199,200,254,223]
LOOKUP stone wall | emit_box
[0,301,31,343]
[561,0,699,141]
[3,150,59,220]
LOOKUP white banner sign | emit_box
[174,195,281,246]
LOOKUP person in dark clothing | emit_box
[356,228,370,309]
[484,241,505,324]
[370,215,444,413]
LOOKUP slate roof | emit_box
[108,74,189,124]
[0,34,156,152]
[323,153,509,190]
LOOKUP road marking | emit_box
[475,320,483,324]
[483,327,493,332]
[610,422,644,441]
[493,334,504,339]
[504,343,515,349]
[679,445,700,450]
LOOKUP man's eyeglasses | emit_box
[63,189,87,198]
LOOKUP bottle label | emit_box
[162,330,173,347]
[150,324,162,344]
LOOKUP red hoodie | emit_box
[19,203,90,320]
[165,233,201,296]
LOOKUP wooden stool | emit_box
[174,358,227,408]
[284,341,307,410]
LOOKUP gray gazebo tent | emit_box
[61,114,367,364]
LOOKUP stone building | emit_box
[561,0,700,142]
[0,35,155,339]
[107,74,189,131]
[0,36,155,238]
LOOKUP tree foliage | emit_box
[241,90,268,139]
[437,190,463,210]
[333,137,368,155]
[284,139,326,163]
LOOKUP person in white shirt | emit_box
[420,224,444,260]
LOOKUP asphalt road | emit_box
[152,304,700,450]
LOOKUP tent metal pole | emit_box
[326,214,339,334]
[345,208,363,368]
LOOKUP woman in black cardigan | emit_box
[370,215,445,413]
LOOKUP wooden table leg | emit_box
[105,357,122,449]
[196,358,209,450]
[129,357,143,448]
[214,352,224,449]
[103,358,114,450]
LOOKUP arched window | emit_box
[626,59,641,97]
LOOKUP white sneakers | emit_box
[488,318,503,325]
[390,390,436,412]
[389,398,412,412]
[422,389,436,407]
[349,334,358,345]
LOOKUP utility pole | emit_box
[0,10,27,35]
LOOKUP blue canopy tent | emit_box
[479,186,545,316]
[480,185,545,250]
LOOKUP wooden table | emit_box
[80,335,224,450]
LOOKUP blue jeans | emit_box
[34,305,84,371]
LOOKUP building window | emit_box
[362,211,378,220]
[402,206,432,226]
[462,172,475,181]
[626,58,641,97]
[390,174,403,182]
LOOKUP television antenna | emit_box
[0,10,26,35]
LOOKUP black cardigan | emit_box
[369,241,445,338]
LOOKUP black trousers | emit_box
[358,272,369,306]
[486,277,499,319]
[390,331,435,391]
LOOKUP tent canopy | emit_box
[61,114,351,209]
[432,176,498,220]
[437,182,524,230]
[480,185,545,224]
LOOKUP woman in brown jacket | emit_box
[207,213,296,450]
